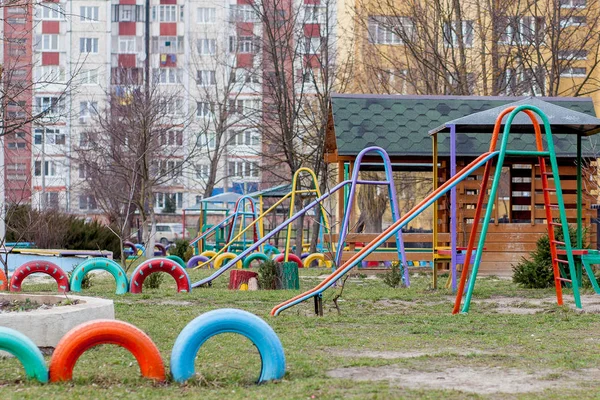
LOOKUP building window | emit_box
[79,101,97,123]
[502,67,544,95]
[229,130,260,146]
[160,97,184,116]
[201,133,216,149]
[111,68,144,85]
[302,37,322,54]
[560,16,586,27]
[196,164,210,179]
[558,50,588,60]
[119,37,136,53]
[111,5,144,22]
[367,16,414,45]
[80,69,99,85]
[154,193,183,209]
[443,20,474,47]
[6,101,27,119]
[34,127,66,145]
[36,66,65,83]
[500,16,544,44]
[304,5,324,23]
[229,36,256,54]
[197,7,216,23]
[152,36,184,53]
[34,160,57,176]
[159,160,183,178]
[228,99,261,114]
[229,5,258,22]
[560,0,586,7]
[153,68,182,84]
[197,39,216,55]
[79,132,96,147]
[196,70,216,86]
[35,96,63,116]
[560,66,587,76]
[80,38,99,53]
[78,195,97,210]
[40,34,59,51]
[196,102,214,118]
[43,193,60,210]
[152,5,182,22]
[7,131,27,150]
[228,161,259,178]
[80,6,99,22]
[160,130,183,146]
[39,3,63,20]
[78,163,88,179]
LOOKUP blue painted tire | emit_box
[70,258,128,295]
[170,309,285,383]
[0,327,48,383]
[186,255,209,269]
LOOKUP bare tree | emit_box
[351,0,600,97]
[74,75,198,266]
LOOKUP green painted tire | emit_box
[0,327,48,383]
[242,252,270,269]
[70,258,128,295]
[166,255,186,269]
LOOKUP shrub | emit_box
[67,271,93,290]
[258,260,279,290]
[383,261,403,288]
[143,272,164,289]
[169,239,192,262]
[512,224,583,289]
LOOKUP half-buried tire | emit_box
[129,258,191,293]
[49,320,165,382]
[0,327,48,383]
[170,309,285,384]
[70,258,128,295]
[10,261,69,293]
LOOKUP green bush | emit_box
[169,239,192,262]
[67,271,93,290]
[512,224,583,288]
[258,260,279,290]
[383,261,403,288]
[143,272,164,289]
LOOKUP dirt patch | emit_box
[329,348,491,359]
[327,365,597,394]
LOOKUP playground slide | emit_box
[270,151,500,316]
[191,180,352,288]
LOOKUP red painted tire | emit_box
[273,254,303,269]
[49,319,165,382]
[129,258,191,293]
[10,261,69,293]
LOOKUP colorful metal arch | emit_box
[10,261,69,293]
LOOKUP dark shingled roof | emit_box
[330,94,599,157]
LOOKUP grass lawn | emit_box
[2,267,600,399]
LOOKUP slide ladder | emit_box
[539,154,581,308]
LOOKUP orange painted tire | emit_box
[49,320,165,382]
[273,253,303,269]
[129,258,191,293]
[0,268,6,291]
[10,261,69,292]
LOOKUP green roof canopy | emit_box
[329,94,598,158]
